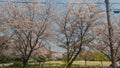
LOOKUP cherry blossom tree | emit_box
[0,3,15,60]
[54,2,103,68]
[3,1,52,68]
[90,15,120,68]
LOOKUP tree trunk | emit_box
[64,46,82,68]
[105,0,117,68]
[111,58,117,68]
[22,50,33,68]
[85,60,87,67]
[100,60,103,67]
[110,45,117,68]
[22,61,26,68]
[66,42,70,65]
[22,58,27,68]
[39,62,40,66]
[65,62,72,68]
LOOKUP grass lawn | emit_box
[73,61,111,66]
[44,61,112,66]
[44,61,120,67]
[1,65,81,68]
[1,61,120,68]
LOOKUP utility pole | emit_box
[105,0,116,68]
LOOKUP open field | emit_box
[73,61,111,66]
[1,61,120,68]
[44,61,113,66]
[0,65,110,68]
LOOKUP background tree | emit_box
[79,49,92,67]
[32,45,51,66]
[90,15,120,67]
[4,1,52,68]
[0,3,15,63]
[90,1,120,68]
[79,50,109,67]
[54,2,103,68]
[93,51,109,67]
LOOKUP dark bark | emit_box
[66,62,72,68]
[85,60,87,67]
[110,47,117,68]
[66,42,70,65]
[65,47,82,68]
[22,58,27,68]
[22,50,33,68]
[100,60,103,67]
[105,0,117,68]
[111,58,117,68]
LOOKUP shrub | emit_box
[0,56,10,63]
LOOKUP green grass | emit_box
[1,65,60,68]
[1,65,120,68]
[73,61,111,66]
[45,60,120,66]
[1,65,81,68]
[44,61,111,66]
[1,61,120,68]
